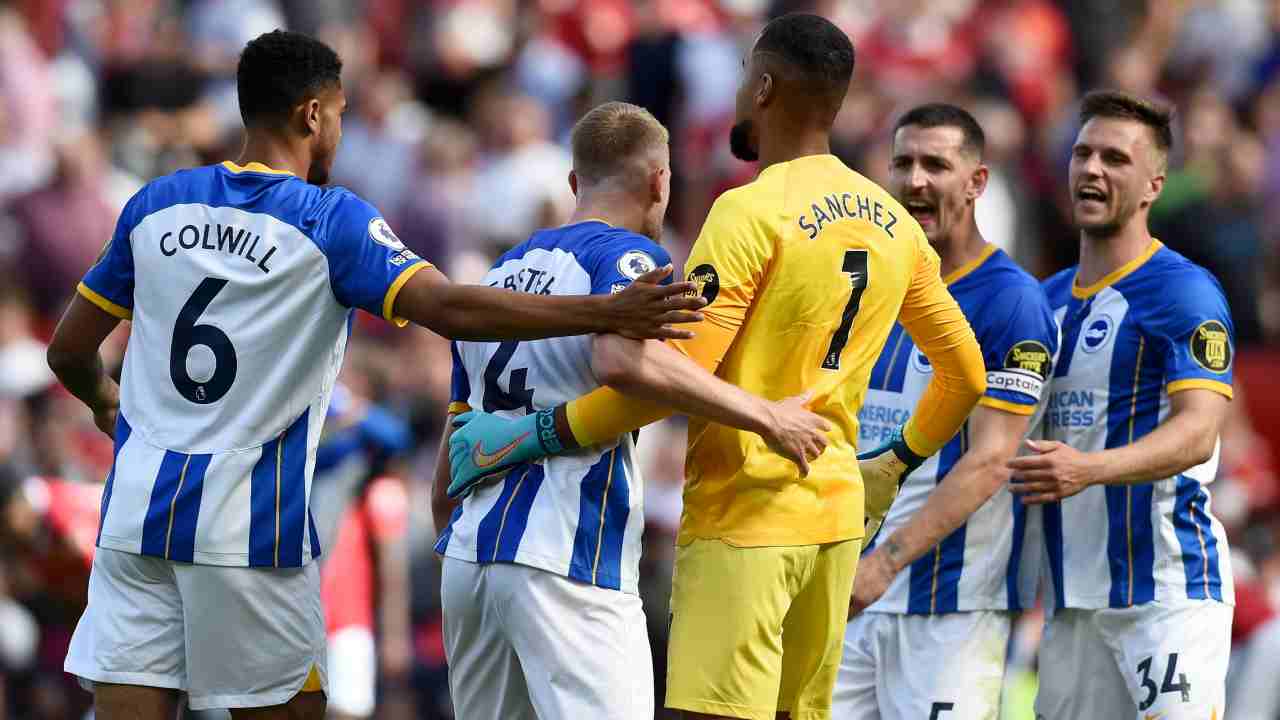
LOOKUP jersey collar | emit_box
[1071,238,1163,299]
[942,243,998,285]
[221,160,295,176]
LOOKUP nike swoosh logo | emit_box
[472,432,531,469]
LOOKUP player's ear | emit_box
[1143,171,1166,207]
[649,166,666,205]
[568,170,579,198]
[968,164,989,201]
[757,71,774,108]
[301,98,322,137]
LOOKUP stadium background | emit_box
[0,0,1279,717]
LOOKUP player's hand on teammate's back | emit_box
[608,265,707,341]
[447,409,560,499]
[859,424,927,544]
[760,392,830,476]
[1007,439,1099,504]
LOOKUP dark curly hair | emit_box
[755,13,854,112]
[236,30,342,128]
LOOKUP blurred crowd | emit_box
[1,0,1280,718]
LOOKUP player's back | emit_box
[438,221,670,594]
[679,154,940,547]
[80,161,426,567]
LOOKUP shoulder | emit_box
[1120,246,1227,312]
[984,252,1052,303]
[120,165,221,224]
[1121,246,1230,329]
[582,227,671,281]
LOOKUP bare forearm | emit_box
[47,348,117,414]
[424,285,612,341]
[600,339,770,434]
[876,454,1007,573]
[1090,412,1217,486]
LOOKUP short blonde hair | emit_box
[570,101,669,186]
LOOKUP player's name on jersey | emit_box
[159,223,278,274]
[797,192,899,240]
[488,266,556,295]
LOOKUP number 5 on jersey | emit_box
[822,249,869,370]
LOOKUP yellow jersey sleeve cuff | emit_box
[901,419,937,458]
[1167,378,1233,400]
[381,261,432,327]
[978,396,1037,416]
[77,282,132,320]
[447,401,472,415]
[566,386,671,448]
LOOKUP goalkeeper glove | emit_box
[859,424,927,545]
[447,408,568,499]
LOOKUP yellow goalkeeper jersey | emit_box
[670,154,980,547]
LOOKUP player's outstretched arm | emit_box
[392,264,705,342]
[444,332,831,499]
[851,405,1029,615]
[46,294,124,438]
[1009,388,1228,503]
[588,334,829,470]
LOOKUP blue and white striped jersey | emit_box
[1037,240,1234,611]
[860,246,1059,614]
[436,220,670,595]
[80,161,428,568]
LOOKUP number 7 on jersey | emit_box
[822,249,869,370]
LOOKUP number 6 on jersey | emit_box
[822,249,869,370]
[170,277,238,405]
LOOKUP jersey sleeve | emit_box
[897,232,986,455]
[322,193,432,326]
[78,190,148,319]
[974,283,1060,416]
[449,341,472,415]
[1146,269,1235,399]
[668,190,774,371]
[586,234,673,296]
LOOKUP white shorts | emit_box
[441,557,653,720]
[1035,601,1233,720]
[65,548,327,711]
[833,610,1012,720]
[327,626,375,717]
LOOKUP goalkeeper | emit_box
[446,15,986,720]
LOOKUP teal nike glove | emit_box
[859,424,928,545]
[447,408,567,499]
